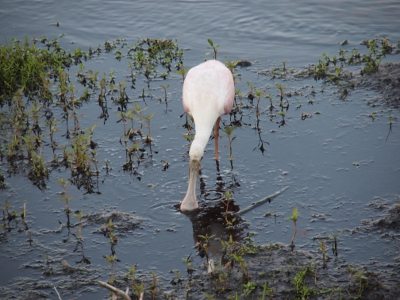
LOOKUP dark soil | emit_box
[0,201,399,300]
[100,200,400,299]
[359,62,400,108]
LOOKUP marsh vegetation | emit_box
[1,34,400,299]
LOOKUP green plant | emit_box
[133,281,144,298]
[221,234,240,265]
[293,264,315,299]
[285,207,306,250]
[347,265,369,298]
[207,39,219,60]
[105,254,117,284]
[170,270,183,286]
[182,254,196,276]
[319,241,328,266]
[203,292,216,300]
[242,281,257,296]
[66,130,94,173]
[149,271,158,300]
[260,281,274,300]
[72,210,84,239]
[142,112,155,144]
[221,125,237,161]
[221,190,237,228]
[173,65,189,81]
[57,179,74,212]
[160,84,169,103]
[232,253,249,283]
[197,234,215,262]
[330,230,344,256]
[104,218,118,245]
[210,261,230,293]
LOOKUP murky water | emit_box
[1,1,400,299]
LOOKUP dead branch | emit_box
[237,186,289,215]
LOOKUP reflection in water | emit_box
[182,159,246,260]
[199,160,241,201]
[184,196,247,260]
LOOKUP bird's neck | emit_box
[190,121,215,161]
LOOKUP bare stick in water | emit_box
[237,186,289,216]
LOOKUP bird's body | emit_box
[180,60,235,212]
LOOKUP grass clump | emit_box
[0,37,71,105]
[0,36,184,191]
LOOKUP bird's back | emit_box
[182,60,234,119]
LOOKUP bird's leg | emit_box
[214,117,221,160]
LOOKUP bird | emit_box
[180,60,235,212]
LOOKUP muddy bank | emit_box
[116,200,400,300]
[0,202,398,299]
[358,62,400,108]
[100,201,400,300]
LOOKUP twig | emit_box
[98,281,132,300]
[53,287,62,300]
[237,186,289,215]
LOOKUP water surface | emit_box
[1,1,399,298]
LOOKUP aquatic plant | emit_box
[293,263,315,299]
[105,254,118,284]
[57,178,74,212]
[221,190,237,228]
[285,207,306,250]
[142,111,155,144]
[174,65,189,81]
[242,281,257,296]
[0,35,185,193]
[182,254,196,277]
[64,125,99,174]
[128,37,183,77]
[221,125,236,162]
[72,210,84,239]
[232,253,250,283]
[197,233,215,263]
[302,36,399,102]
[347,265,370,298]
[318,241,328,267]
[207,39,219,60]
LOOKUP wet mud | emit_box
[113,199,400,299]
[85,211,144,234]
[1,199,399,299]
[359,62,400,108]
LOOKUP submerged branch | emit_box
[237,186,289,216]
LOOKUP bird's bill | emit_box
[180,159,201,212]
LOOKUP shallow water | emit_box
[1,0,400,299]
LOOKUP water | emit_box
[1,0,400,298]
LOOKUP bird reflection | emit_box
[199,160,240,201]
[184,197,247,260]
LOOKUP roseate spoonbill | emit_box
[180,60,235,212]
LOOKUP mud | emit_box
[0,260,101,299]
[0,199,399,299]
[85,211,144,234]
[108,200,400,299]
[373,202,400,231]
[359,62,400,108]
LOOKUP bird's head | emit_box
[189,141,204,162]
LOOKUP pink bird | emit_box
[180,60,235,212]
